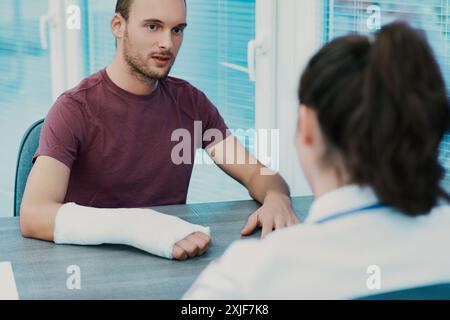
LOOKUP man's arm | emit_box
[20,156,69,241]
[20,156,209,260]
[207,135,300,238]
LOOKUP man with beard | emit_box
[20,0,299,260]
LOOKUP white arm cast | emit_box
[53,202,210,259]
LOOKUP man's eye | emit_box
[173,27,184,34]
[147,24,158,31]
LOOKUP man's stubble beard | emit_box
[123,30,174,84]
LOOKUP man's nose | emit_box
[157,30,173,51]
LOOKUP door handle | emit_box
[247,38,268,82]
[39,14,53,49]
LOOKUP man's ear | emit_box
[298,105,316,146]
[111,13,126,41]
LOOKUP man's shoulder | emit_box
[61,70,104,103]
[50,71,105,119]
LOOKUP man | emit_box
[20,0,298,260]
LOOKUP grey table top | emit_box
[0,196,313,300]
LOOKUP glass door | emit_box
[174,0,258,203]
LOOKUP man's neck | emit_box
[106,56,158,96]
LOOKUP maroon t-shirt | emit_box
[34,69,229,208]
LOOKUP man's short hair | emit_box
[115,0,133,21]
[115,0,186,21]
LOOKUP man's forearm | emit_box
[245,169,291,205]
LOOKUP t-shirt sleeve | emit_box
[195,90,230,150]
[33,94,87,169]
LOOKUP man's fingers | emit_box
[285,214,301,227]
[287,219,296,227]
[185,233,211,255]
[241,213,259,236]
[261,220,274,239]
[172,244,188,260]
[173,232,212,260]
[274,217,287,230]
[192,232,211,243]
[176,239,199,258]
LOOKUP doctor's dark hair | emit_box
[298,21,450,216]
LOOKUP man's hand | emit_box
[241,192,300,239]
[206,135,299,239]
[172,232,211,260]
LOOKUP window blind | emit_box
[0,0,52,216]
[324,0,450,188]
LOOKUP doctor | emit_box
[184,21,450,299]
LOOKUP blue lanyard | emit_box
[315,203,385,224]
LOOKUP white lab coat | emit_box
[183,185,450,299]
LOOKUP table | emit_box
[0,196,313,300]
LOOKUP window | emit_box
[176,0,257,203]
[324,0,450,187]
[0,0,52,216]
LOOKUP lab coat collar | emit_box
[305,184,380,224]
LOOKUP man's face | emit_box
[121,0,187,81]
